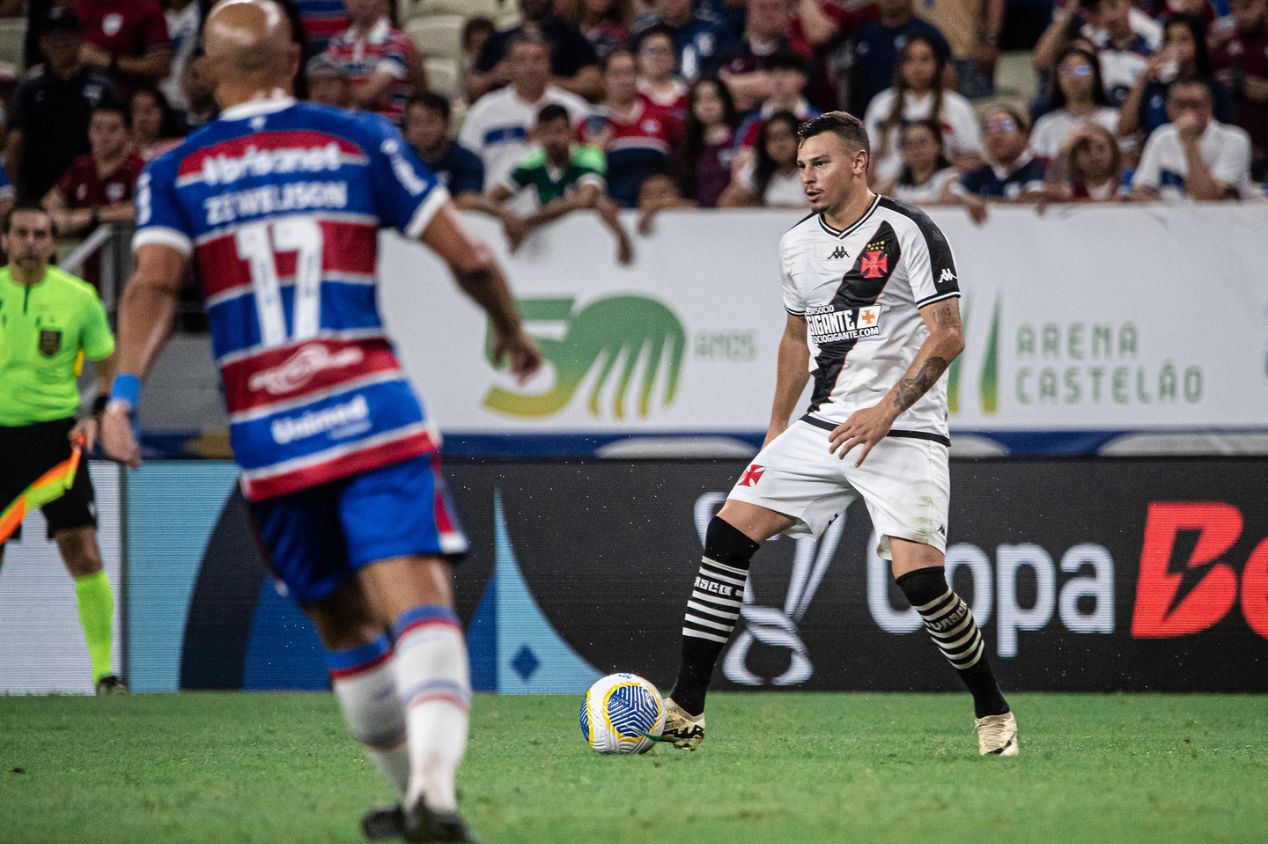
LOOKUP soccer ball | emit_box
[579,673,666,754]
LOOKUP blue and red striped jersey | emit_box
[133,97,450,501]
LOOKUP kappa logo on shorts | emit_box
[738,464,765,487]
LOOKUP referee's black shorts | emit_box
[0,417,97,544]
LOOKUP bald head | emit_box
[204,0,297,98]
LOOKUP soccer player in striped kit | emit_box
[101,1,540,840]
[662,111,1018,758]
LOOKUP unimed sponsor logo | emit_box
[1131,502,1268,640]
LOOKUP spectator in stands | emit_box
[130,88,183,161]
[847,0,951,114]
[461,16,497,95]
[1132,76,1252,199]
[792,0,880,112]
[72,0,172,102]
[876,119,962,204]
[559,0,635,61]
[579,49,682,207]
[7,7,118,203]
[161,0,201,115]
[1046,122,1130,200]
[469,0,602,102]
[720,110,805,207]
[715,0,796,112]
[295,0,348,54]
[953,104,1047,218]
[485,104,632,263]
[636,168,696,233]
[635,25,689,120]
[1140,0,1216,24]
[864,34,981,184]
[1212,0,1268,181]
[179,49,218,129]
[306,53,351,109]
[917,0,1005,100]
[322,0,422,126]
[43,102,144,237]
[404,93,485,200]
[1034,0,1160,108]
[735,48,821,155]
[681,75,739,207]
[460,35,592,190]
[1119,14,1232,142]
[1031,46,1120,161]
[629,0,734,81]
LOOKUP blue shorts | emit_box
[248,453,469,605]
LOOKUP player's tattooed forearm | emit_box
[893,356,950,413]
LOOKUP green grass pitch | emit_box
[2,693,1265,843]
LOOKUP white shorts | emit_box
[727,416,950,559]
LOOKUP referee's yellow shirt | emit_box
[0,265,115,427]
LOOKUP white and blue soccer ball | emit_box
[580,673,666,754]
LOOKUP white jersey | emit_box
[780,194,960,443]
[458,85,592,189]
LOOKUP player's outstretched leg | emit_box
[664,516,760,749]
[391,604,476,842]
[894,565,1018,756]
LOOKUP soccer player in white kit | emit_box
[662,112,1018,757]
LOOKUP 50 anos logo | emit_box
[483,295,686,420]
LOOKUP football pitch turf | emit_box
[1,693,1265,843]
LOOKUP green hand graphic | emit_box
[483,295,686,420]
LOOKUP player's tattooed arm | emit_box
[890,298,964,414]
[892,356,951,414]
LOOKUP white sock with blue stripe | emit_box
[393,606,470,814]
[326,634,410,794]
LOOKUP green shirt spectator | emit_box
[474,103,631,265]
[507,143,608,205]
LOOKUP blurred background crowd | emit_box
[0,0,1264,259]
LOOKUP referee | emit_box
[0,203,124,694]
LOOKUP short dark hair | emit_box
[537,103,571,126]
[4,203,52,234]
[1169,75,1212,101]
[92,100,130,130]
[508,32,549,55]
[633,23,676,52]
[407,92,451,122]
[796,110,870,155]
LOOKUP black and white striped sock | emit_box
[671,517,759,716]
[897,566,1009,718]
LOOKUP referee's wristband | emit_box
[109,374,142,412]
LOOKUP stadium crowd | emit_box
[0,0,1263,258]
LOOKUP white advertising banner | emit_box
[378,203,1268,437]
[0,463,124,694]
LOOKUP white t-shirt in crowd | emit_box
[1133,120,1252,200]
[458,85,592,190]
[1030,106,1121,160]
[738,161,806,207]
[863,88,981,183]
[892,167,960,204]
